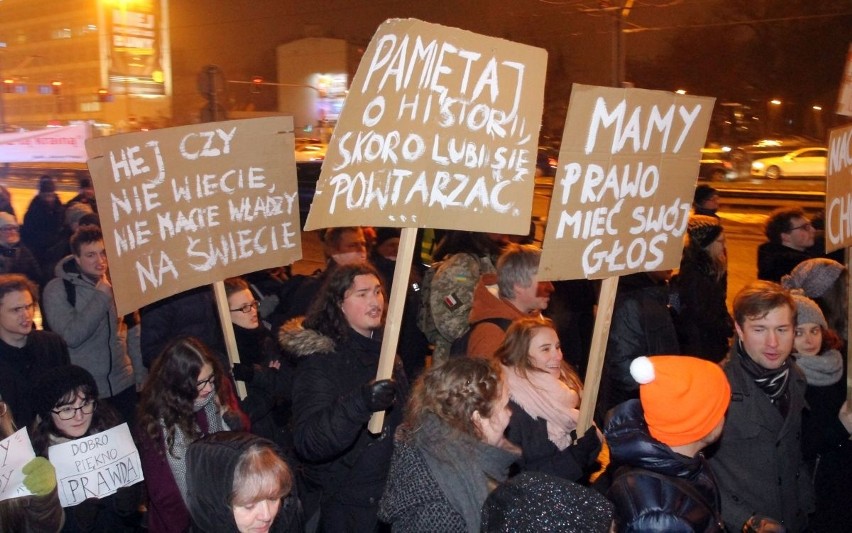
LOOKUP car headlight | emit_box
[752,162,765,171]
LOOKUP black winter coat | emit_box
[505,400,601,482]
[600,273,680,417]
[671,252,733,363]
[756,241,815,282]
[605,400,725,532]
[280,321,408,532]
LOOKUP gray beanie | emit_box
[792,292,827,329]
[781,258,845,298]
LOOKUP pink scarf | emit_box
[502,364,580,450]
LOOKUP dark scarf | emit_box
[233,323,273,367]
[736,340,791,416]
[412,413,519,533]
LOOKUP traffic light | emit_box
[97,88,112,102]
[251,76,263,94]
[51,81,62,95]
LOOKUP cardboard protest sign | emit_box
[305,18,547,234]
[824,123,852,253]
[539,84,715,281]
[0,428,36,502]
[86,116,301,316]
[50,423,143,507]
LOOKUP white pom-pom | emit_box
[630,356,655,384]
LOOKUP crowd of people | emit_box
[0,176,850,533]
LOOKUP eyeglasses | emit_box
[789,222,813,232]
[0,226,20,233]
[229,301,259,314]
[196,374,216,391]
[52,399,97,420]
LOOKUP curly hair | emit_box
[406,357,503,440]
[137,336,232,456]
[494,316,583,395]
[70,224,103,256]
[764,207,807,245]
[303,263,383,344]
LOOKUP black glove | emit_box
[570,426,603,468]
[361,379,396,412]
[232,363,255,383]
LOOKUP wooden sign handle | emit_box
[368,228,418,434]
[213,281,247,399]
[577,276,619,433]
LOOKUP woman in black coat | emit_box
[278,263,408,532]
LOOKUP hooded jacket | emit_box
[186,432,300,533]
[605,400,724,532]
[42,255,138,398]
[279,319,408,532]
[466,273,529,358]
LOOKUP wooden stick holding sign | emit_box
[538,84,716,432]
[576,276,618,432]
[303,19,548,433]
[213,281,247,399]
[368,228,419,434]
[847,248,852,405]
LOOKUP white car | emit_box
[750,147,827,179]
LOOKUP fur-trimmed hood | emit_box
[278,317,336,357]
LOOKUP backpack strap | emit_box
[63,278,76,308]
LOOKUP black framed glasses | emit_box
[789,222,812,232]
[229,301,259,314]
[196,374,216,391]
[52,399,97,420]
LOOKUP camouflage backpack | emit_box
[416,252,494,363]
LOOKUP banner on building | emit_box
[0,125,90,163]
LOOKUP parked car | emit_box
[295,143,327,162]
[750,147,827,179]
[699,145,736,181]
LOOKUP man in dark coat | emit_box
[708,281,815,531]
[757,207,816,282]
[0,212,42,287]
[21,175,65,276]
[279,263,407,532]
[605,355,730,532]
[0,274,69,427]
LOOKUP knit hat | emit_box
[687,214,723,248]
[38,175,56,193]
[630,355,731,447]
[481,471,613,532]
[32,365,98,420]
[791,292,827,328]
[65,202,94,227]
[780,258,845,298]
[0,212,17,227]
[693,184,718,207]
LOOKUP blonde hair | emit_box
[230,444,292,507]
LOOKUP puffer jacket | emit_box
[279,319,408,532]
[605,400,725,532]
[186,432,301,533]
[42,256,136,398]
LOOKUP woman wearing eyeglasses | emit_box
[30,364,141,531]
[225,277,294,456]
[136,337,246,533]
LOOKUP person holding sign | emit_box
[0,397,64,533]
[30,365,142,531]
[225,277,295,457]
[495,317,602,483]
[279,263,407,532]
[186,432,301,533]
[136,337,245,533]
[378,356,519,531]
[42,225,143,426]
